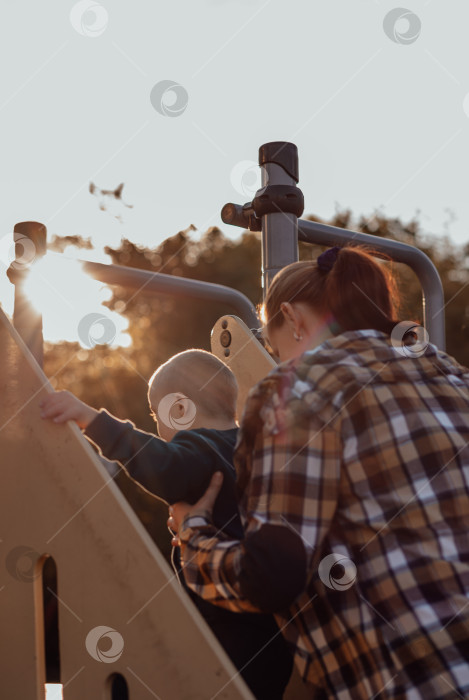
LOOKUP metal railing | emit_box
[222,141,446,350]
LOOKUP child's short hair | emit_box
[148,349,238,421]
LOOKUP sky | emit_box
[0,0,468,344]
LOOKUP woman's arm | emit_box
[175,390,342,614]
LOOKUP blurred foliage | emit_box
[43,209,469,559]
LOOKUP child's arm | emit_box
[40,391,216,505]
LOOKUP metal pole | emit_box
[81,260,259,330]
[257,142,301,296]
[8,221,47,367]
[298,219,446,350]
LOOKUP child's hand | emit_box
[39,390,99,430]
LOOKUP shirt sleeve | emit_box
[84,409,215,504]
[179,370,342,614]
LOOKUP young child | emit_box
[40,349,293,700]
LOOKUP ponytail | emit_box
[263,245,400,335]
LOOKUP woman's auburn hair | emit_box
[262,245,401,335]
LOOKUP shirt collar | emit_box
[304,329,388,356]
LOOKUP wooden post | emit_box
[8,221,47,368]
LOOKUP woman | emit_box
[170,246,469,699]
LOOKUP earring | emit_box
[293,332,303,342]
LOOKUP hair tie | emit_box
[317,246,340,273]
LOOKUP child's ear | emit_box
[173,401,185,418]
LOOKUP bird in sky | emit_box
[89,182,133,223]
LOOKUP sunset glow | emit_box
[22,251,130,349]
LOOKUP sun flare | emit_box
[22,252,130,348]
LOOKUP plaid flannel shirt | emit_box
[179,330,469,699]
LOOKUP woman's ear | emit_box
[280,302,299,330]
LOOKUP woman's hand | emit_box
[167,471,224,546]
[40,390,99,430]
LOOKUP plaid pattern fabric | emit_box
[179,330,469,699]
